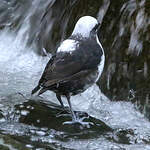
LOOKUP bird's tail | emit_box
[31,84,49,96]
[31,85,41,95]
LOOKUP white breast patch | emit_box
[57,39,79,53]
[95,35,105,82]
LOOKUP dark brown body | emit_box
[32,36,103,97]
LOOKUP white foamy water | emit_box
[56,85,150,149]
[0,29,49,97]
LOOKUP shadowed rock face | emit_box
[99,0,150,118]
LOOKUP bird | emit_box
[32,16,105,121]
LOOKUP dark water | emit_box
[0,0,150,149]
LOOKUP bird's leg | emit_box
[66,94,77,121]
[56,94,65,109]
[56,94,71,117]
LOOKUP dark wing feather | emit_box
[32,52,83,95]
[40,52,84,87]
[32,37,103,94]
[31,55,55,95]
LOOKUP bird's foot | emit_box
[63,111,89,124]
[63,114,94,128]
[63,120,94,127]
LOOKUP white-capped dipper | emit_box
[32,16,105,121]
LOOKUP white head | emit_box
[72,16,99,38]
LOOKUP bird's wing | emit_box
[39,52,83,87]
[38,38,102,88]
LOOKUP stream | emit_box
[0,0,150,149]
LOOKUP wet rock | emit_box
[99,0,150,107]
[106,128,150,145]
[0,110,4,118]
[109,129,135,144]
[14,100,112,139]
[0,134,30,150]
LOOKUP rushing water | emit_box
[0,0,150,149]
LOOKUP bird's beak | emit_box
[93,23,101,32]
[90,22,101,37]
